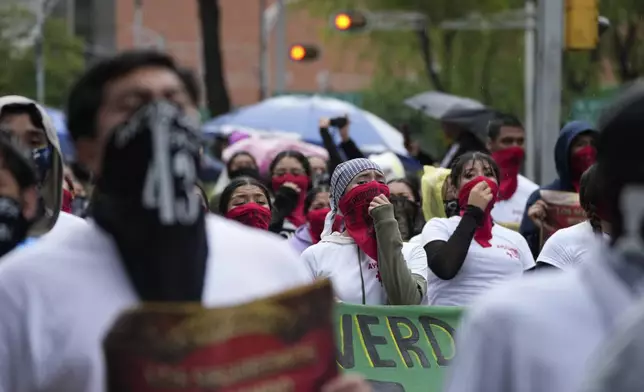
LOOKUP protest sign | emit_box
[539,189,586,247]
[104,279,337,392]
[335,303,463,392]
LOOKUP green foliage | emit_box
[297,0,644,148]
[0,5,85,107]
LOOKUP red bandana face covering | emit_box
[271,174,310,226]
[338,181,390,261]
[306,208,343,244]
[492,146,524,201]
[457,176,498,248]
[225,203,271,230]
[570,145,597,192]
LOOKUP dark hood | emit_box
[553,120,597,190]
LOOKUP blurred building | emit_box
[61,0,375,107]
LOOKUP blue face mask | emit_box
[32,146,52,183]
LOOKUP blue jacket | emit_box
[519,121,598,256]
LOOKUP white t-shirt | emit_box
[0,215,312,392]
[538,220,609,270]
[302,233,427,305]
[421,216,535,306]
[48,211,87,234]
[402,235,430,305]
[444,244,635,392]
[491,175,538,228]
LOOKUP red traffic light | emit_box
[332,11,367,32]
[289,44,319,62]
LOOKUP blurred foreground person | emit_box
[302,158,427,305]
[0,50,316,392]
[421,152,534,306]
[444,83,644,392]
[0,96,86,240]
[0,134,40,255]
[536,164,610,270]
[486,115,538,230]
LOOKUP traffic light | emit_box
[565,0,598,50]
[332,11,368,32]
[289,44,320,62]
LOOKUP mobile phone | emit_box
[329,117,348,129]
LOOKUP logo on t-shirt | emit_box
[497,244,519,260]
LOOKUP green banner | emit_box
[334,303,463,392]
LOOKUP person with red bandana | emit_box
[421,152,535,306]
[288,185,345,254]
[301,158,427,305]
[519,120,598,256]
[486,115,538,230]
[219,177,273,231]
[268,150,312,238]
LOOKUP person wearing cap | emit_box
[443,82,644,392]
[301,158,427,305]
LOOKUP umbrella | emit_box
[440,107,502,143]
[222,135,329,175]
[404,91,484,119]
[203,95,408,155]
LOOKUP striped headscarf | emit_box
[322,158,384,237]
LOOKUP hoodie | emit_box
[289,224,313,254]
[519,120,598,256]
[0,96,85,237]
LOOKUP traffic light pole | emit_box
[274,0,287,93]
[533,0,564,184]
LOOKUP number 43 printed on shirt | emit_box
[141,115,201,226]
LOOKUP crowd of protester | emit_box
[0,47,641,392]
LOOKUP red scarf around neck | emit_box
[306,207,343,244]
[491,146,524,201]
[457,176,498,248]
[272,174,310,227]
[338,181,390,261]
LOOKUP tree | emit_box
[0,5,85,107]
[197,0,231,117]
[599,1,644,82]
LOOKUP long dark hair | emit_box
[579,163,603,232]
[226,151,257,173]
[218,177,272,215]
[387,178,421,203]
[304,185,330,213]
[269,150,312,177]
[449,151,501,189]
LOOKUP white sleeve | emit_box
[300,247,319,280]
[515,235,536,270]
[444,299,516,392]
[537,230,571,269]
[421,218,451,244]
[405,244,428,280]
[0,282,32,392]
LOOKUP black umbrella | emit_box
[440,107,504,143]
